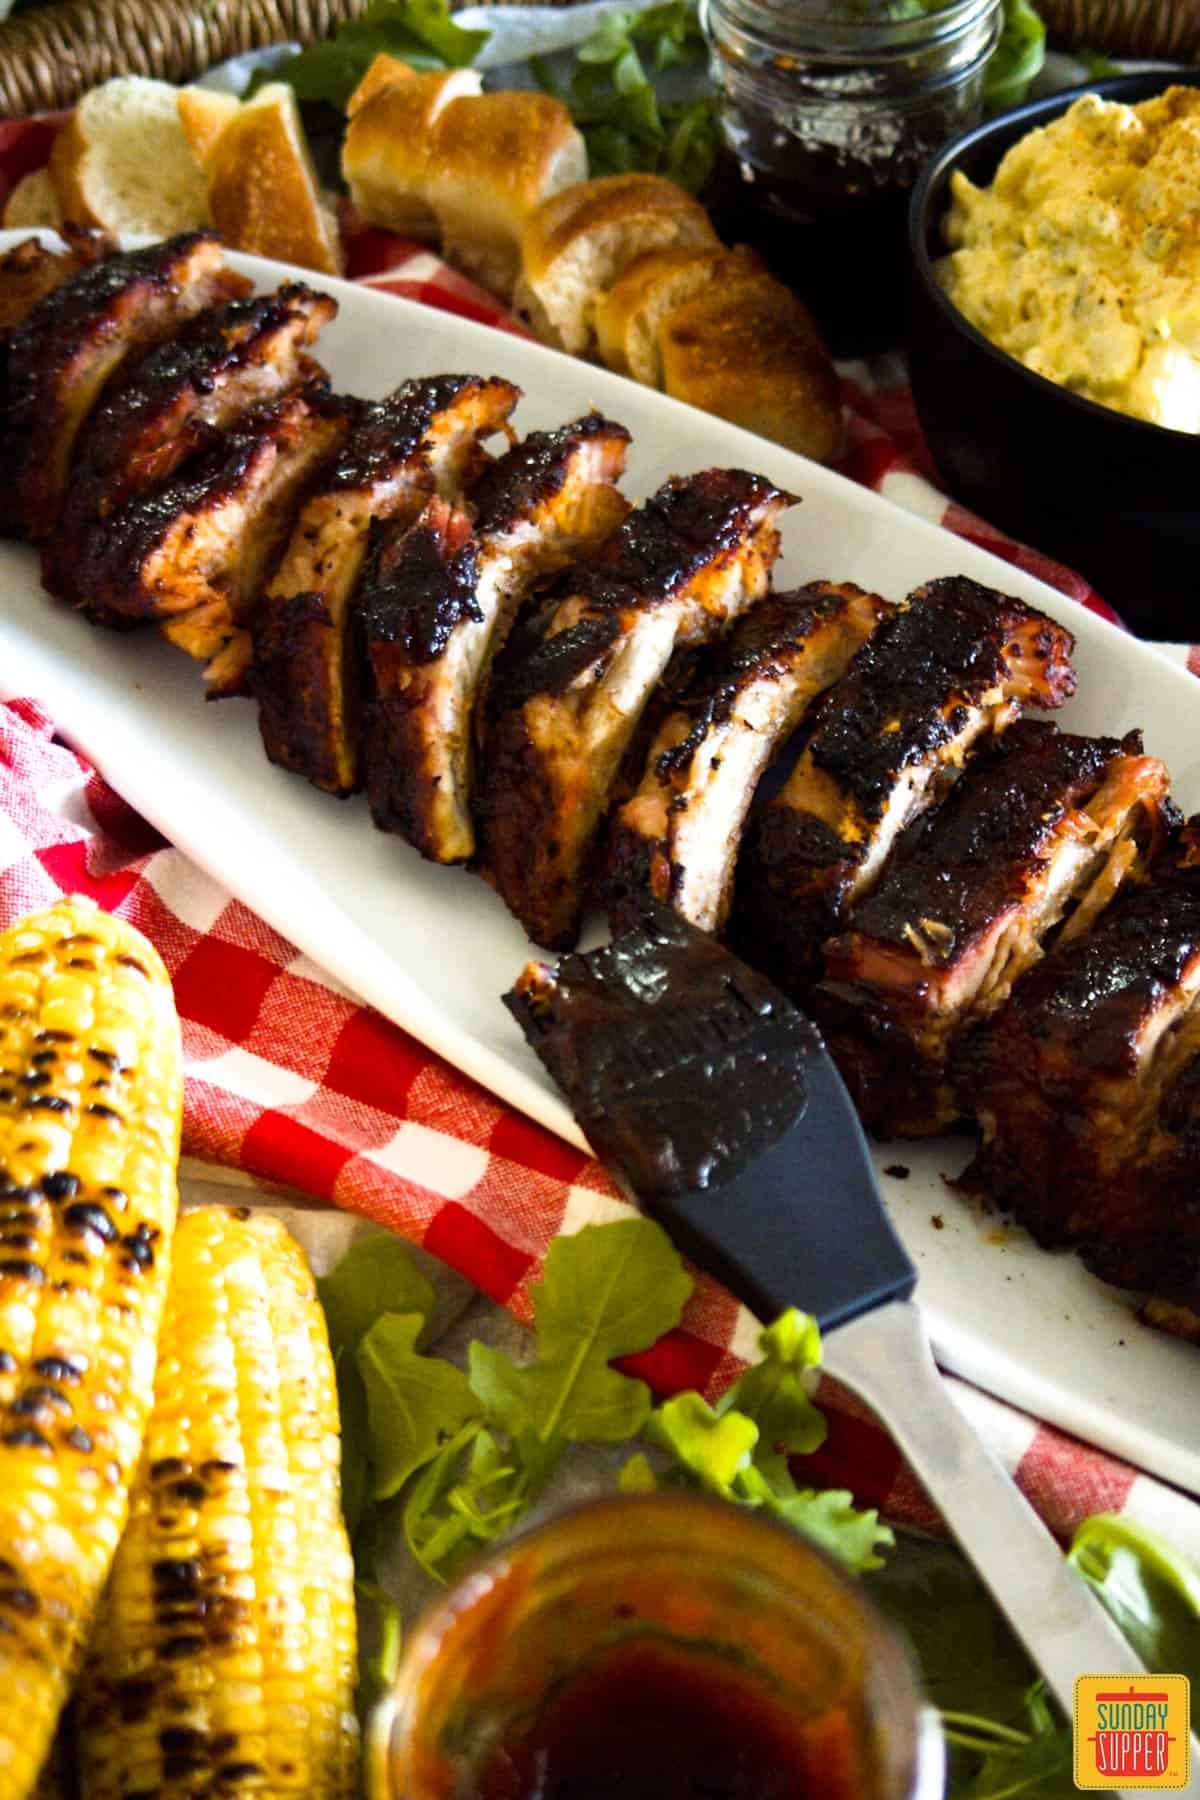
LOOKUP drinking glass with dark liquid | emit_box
[698,0,1002,354]
[369,1493,943,1799]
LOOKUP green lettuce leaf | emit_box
[318,1232,436,1358]
[1067,1513,1200,1683]
[357,1312,477,1499]
[259,0,489,106]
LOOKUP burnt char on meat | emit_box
[358,414,631,860]
[601,581,891,937]
[254,375,521,796]
[0,227,111,343]
[44,284,337,600]
[817,720,1173,1137]
[479,467,793,950]
[76,383,352,694]
[958,821,1200,1312]
[0,233,250,541]
[736,575,1077,996]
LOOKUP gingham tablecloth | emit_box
[2,161,1199,1562]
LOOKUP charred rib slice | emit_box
[359,414,631,859]
[0,227,110,343]
[601,581,890,937]
[738,576,1076,994]
[44,283,337,598]
[1,232,250,540]
[77,384,352,694]
[958,822,1200,1296]
[817,721,1172,1137]
[479,468,793,949]
[253,374,521,796]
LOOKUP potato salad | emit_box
[937,86,1200,432]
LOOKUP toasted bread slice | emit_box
[176,87,241,166]
[594,243,764,385]
[203,83,343,277]
[658,272,843,463]
[425,91,586,301]
[2,169,62,232]
[48,76,210,236]
[514,173,719,355]
[342,63,483,239]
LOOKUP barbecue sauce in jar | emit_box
[370,1494,941,1800]
[698,0,1002,354]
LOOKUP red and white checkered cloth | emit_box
[2,128,1199,1563]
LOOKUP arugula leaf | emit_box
[984,0,1046,115]
[334,1349,371,1540]
[318,1232,436,1359]
[649,1392,759,1489]
[1067,1513,1200,1683]
[260,0,489,107]
[357,1312,477,1499]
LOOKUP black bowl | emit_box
[907,71,1200,639]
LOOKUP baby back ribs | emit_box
[44,283,337,598]
[958,822,1200,1306]
[359,414,631,860]
[0,227,110,345]
[817,720,1172,1136]
[737,576,1076,994]
[254,374,521,795]
[601,581,890,936]
[76,383,353,694]
[0,232,249,540]
[479,467,793,949]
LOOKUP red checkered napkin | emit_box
[3,696,1199,1562]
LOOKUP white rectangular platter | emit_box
[2,237,1197,1495]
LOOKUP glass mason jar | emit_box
[369,1492,944,1800]
[698,0,1003,353]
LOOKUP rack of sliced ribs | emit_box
[1,226,1195,1340]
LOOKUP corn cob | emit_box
[78,1206,359,1800]
[0,896,183,1800]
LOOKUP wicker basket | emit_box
[1039,0,1200,61]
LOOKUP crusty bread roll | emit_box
[342,61,483,240]
[48,75,210,236]
[203,83,343,276]
[594,242,765,384]
[426,91,586,301]
[176,87,241,166]
[514,173,719,355]
[658,273,842,463]
[2,168,62,231]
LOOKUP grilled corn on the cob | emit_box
[0,896,183,1800]
[78,1206,359,1800]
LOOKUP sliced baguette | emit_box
[342,61,483,239]
[594,243,765,384]
[203,83,343,277]
[424,91,586,301]
[48,76,210,235]
[658,272,842,463]
[2,168,62,231]
[514,173,719,355]
[176,87,241,166]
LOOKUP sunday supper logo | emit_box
[1074,1676,1191,1789]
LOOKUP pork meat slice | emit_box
[958,820,1200,1301]
[77,383,352,694]
[253,374,521,796]
[736,575,1076,994]
[0,227,111,344]
[44,283,336,597]
[358,414,631,859]
[0,232,249,540]
[817,720,1173,1136]
[601,581,890,936]
[479,468,793,949]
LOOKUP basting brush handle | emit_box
[825,1298,1200,1792]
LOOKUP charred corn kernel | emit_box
[78,1207,359,1800]
[0,896,183,1800]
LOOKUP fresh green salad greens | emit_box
[262,0,1046,201]
[320,1219,1200,1799]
